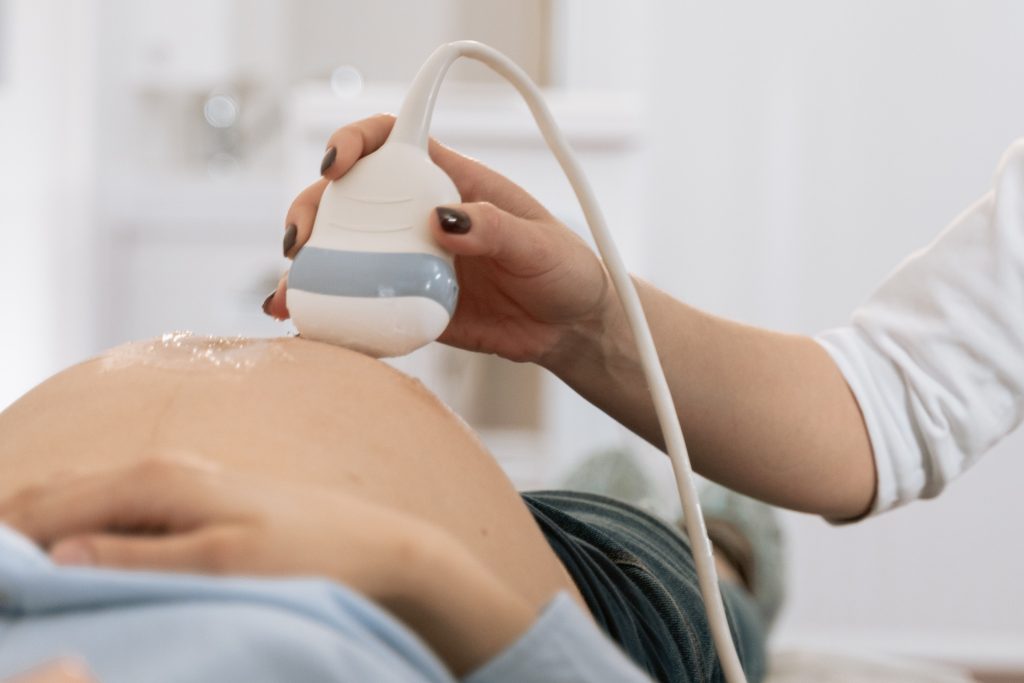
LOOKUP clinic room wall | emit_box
[644,0,1024,667]
[2,0,1023,672]
[0,0,99,408]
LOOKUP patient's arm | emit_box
[0,345,656,680]
[1,460,533,676]
[0,335,585,614]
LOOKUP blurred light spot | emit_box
[203,94,239,128]
[331,66,363,98]
[207,152,240,179]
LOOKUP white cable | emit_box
[394,41,748,683]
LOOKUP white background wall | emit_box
[0,0,98,408]
[636,0,1024,666]
[2,0,1023,671]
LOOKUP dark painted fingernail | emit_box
[261,291,275,315]
[320,146,337,175]
[282,223,298,257]
[436,206,471,234]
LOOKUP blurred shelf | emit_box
[287,82,644,148]
[103,170,287,242]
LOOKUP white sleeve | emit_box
[815,139,1024,517]
[462,592,654,683]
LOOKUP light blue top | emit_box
[0,525,653,683]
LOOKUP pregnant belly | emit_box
[0,335,581,609]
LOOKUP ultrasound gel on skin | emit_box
[284,41,749,682]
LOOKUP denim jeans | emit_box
[522,490,766,683]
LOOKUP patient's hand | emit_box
[2,459,453,601]
[6,660,98,683]
[2,459,433,597]
[0,460,536,676]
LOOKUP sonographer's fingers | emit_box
[318,113,549,220]
[431,202,568,279]
[261,273,289,321]
[283,177,329,259]
[320,113,397,180]
[428,139,549,220]
[429,200,610,362]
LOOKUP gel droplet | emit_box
[100,332,293,372]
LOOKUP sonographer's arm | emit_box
[266,116,1024,521]
[815,140,1024,517]
[548,140,1024,520]
[543,280,877,520]
[266,114,877,520]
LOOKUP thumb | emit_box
[432,203,559,278]
[49,529,234,574]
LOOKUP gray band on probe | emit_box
[289,247,459,315]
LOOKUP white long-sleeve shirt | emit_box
[816,139,1024,516]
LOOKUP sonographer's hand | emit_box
[263,113,613,365]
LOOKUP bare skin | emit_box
[6,661,96,683]
[0,335,585,617]
[0,336,752,676]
